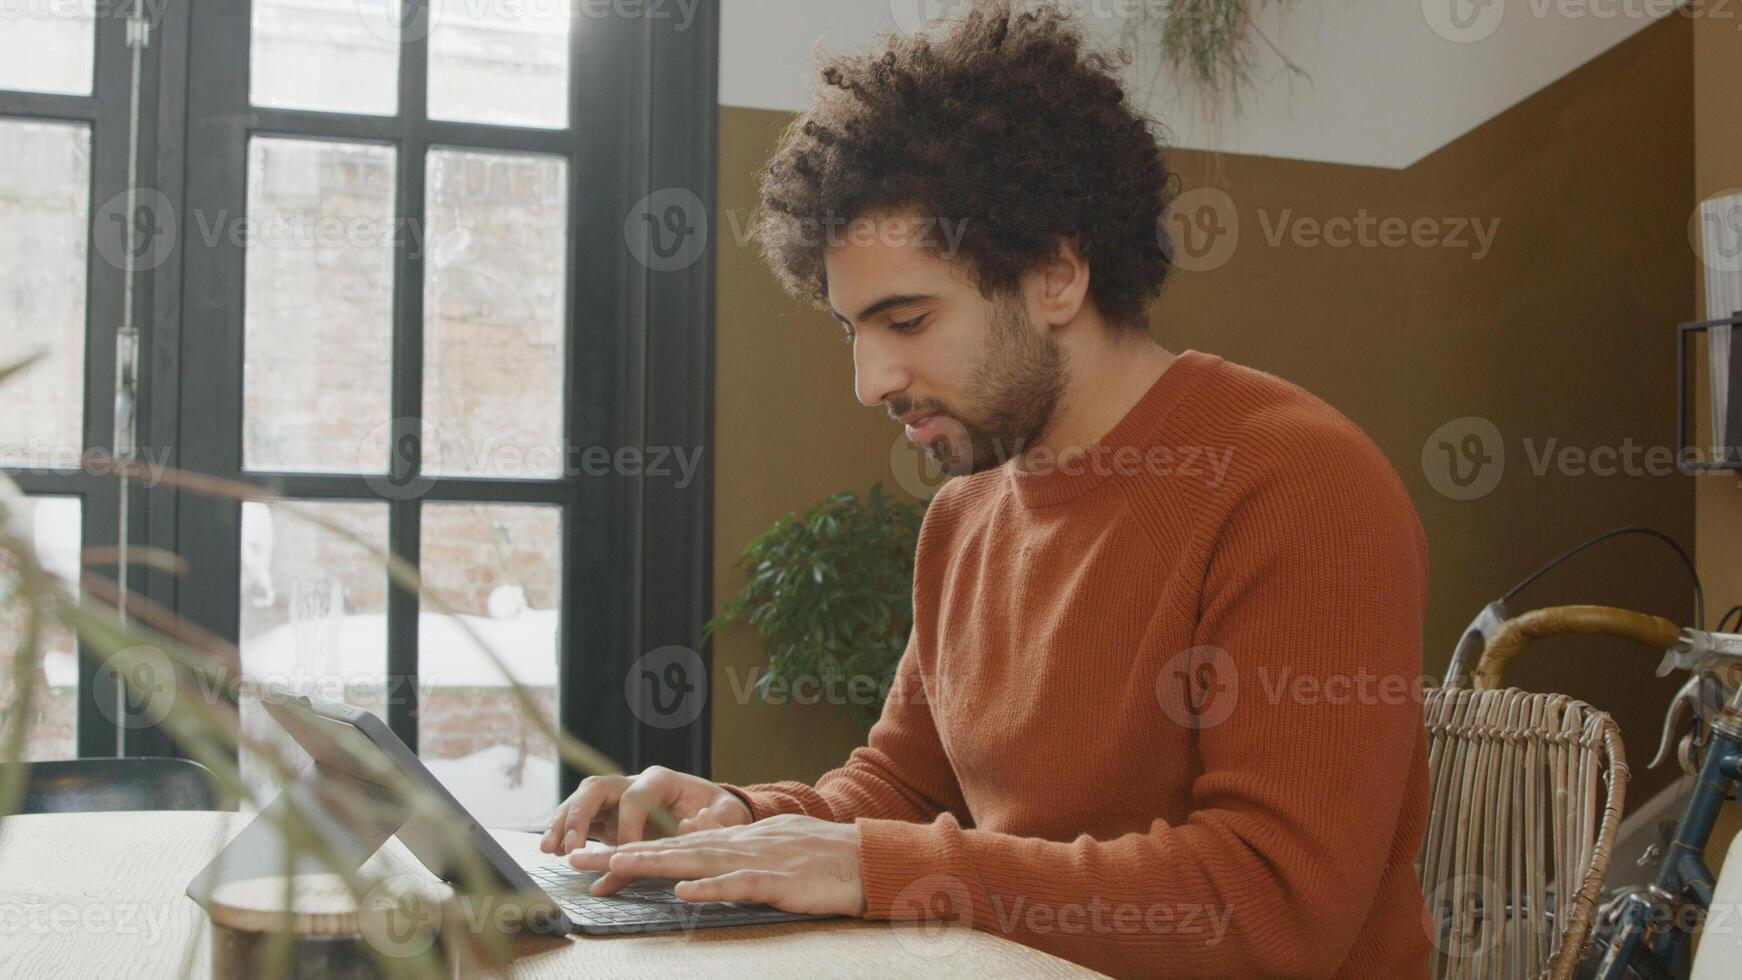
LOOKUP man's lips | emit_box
[902,413,945,444]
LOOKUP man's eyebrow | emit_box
[829,293,936,327]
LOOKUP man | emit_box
[542,3,1431,976]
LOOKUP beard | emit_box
[889,291,1068,476]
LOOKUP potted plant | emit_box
[707,484,927,729]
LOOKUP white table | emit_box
[0,810,1103,978]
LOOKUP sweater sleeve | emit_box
[851,426,1431,979]
[718,628,970,825]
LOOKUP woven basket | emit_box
[1417,687,1627,980]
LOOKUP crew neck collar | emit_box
[1004,349,1220,510]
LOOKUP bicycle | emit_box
[1445,598,1742,980]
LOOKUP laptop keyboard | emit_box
[524,863,815,933]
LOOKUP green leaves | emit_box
[705,482,926,729]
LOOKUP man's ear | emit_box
[1036,234,1091,327]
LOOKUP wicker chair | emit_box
[1417,605,1670,979]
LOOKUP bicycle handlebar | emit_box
[1472,604,1683,689]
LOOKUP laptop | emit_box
[185,690,837,935]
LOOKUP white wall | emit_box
[720,0,1684,169]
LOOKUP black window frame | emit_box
[0,9,149,759]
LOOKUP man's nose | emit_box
[852,333,910,408]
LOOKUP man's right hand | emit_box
[538,766,754,855]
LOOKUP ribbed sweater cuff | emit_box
[715,781,829,822]
[855,816,965,921]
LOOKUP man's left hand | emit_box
[565,812,867,917]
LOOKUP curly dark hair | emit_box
[750,0,1176,332]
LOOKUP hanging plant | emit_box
[1120,0,1310,121]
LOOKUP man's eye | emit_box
[890,316,925,333]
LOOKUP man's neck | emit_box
[1019,331,1177,470]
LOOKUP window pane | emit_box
[0,120,88,469]
[428,0,569,129]
[244,138,397,474]
[237,500,389,809]
[0,495,81,762]
[251,0,399,116]
[418,503,560,827]
[423,150,566,478]
[0,3,93,95]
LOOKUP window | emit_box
[0,10,138,761]
[0,1,719,819]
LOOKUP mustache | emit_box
[886,396,951,423]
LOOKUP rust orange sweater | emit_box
[722,349,1432,979]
